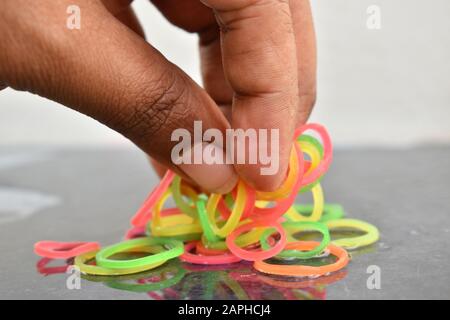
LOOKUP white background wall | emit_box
[1,0,449,147]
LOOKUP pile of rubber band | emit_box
[34,123,379,278]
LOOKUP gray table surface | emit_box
[0,146,449,300]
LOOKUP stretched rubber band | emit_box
[226,221,286,261]
[131,170,174,227]
[253,241,349,277]
[34,241,100,259]
[180,242,241,265]
[260,221,330,259]
[325,218,379,249]
[96,237,183,270]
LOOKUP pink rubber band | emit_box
[294,123,332,186]
[180,242,242,265]
[226,222,286,261]
[34,241,100,259]
[131,170,175,227]
[124,226,147,240]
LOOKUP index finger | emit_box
[201,0,299,191]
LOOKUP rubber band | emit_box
[325,219,379,249]
[284,183,324,222]
[260,221,330,259]
[151,190,203,237]
[226,221,286,261]
[255,146,299,200]
[131,170,175,227]
[253,241,349,277]
[195,241,228,256]
[196,199,220,243]
[75,247,167,276]
[206,181,250,237]
[180,242,241,265]
[201,226,266,251]
[294,123,333,187]
[34,241,100,259]
[36,258,71,275]
[171,175,200,218]
[96,237,183,270]
[250,143,304,223]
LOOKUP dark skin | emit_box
[0,0,316,193]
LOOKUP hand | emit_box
[0,0,316,193]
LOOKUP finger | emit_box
[201,0,299,191]
[290,0,317,126]
[1,0,237,193]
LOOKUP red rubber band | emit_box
[226,222,286,261]
[180,242,242,265]
[131,170,175,227]
[34,241,100,259]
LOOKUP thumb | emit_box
[0,0,237,193]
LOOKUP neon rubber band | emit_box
[226,221,286,261]
[206,181,249,237]
[294,123,332,187]
[34,241,100,259]
[171,175,200,218]
[196,199,220,243]
[36,258,70,275]
[255,146,299,200]
[180,242,241,265]
[151,190,202,237]
[325,218,379,249]
[260,221,330,259]
[201,226,266,251]
[195,241,228,256]
[250,143,304,223]
[131,170,175,227]
[284,183,324,222]
[75,247,167,276]
[96,237,183,270]
[253,241,349,277]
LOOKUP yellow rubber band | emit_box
[285,183,324,222]
[206,181,247,238]
[325,218,380,249]
[255,146,299,200]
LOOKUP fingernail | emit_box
[177,143,238,194]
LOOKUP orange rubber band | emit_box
[253,241,349,277]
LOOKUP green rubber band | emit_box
[197,200,220,243]
[297,135,324,158]
[171,176,198,218]
[292,203,345,222]
[260,221,330,259]
[96,237,184,270]
[105,264,186,293]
